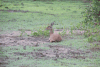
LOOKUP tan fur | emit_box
[49,33,62,42]
[46,22,62,42]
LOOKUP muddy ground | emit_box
[0,30,95,67]
[0,1,100,66]
[0,29,85,46]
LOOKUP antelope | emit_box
[46,22,62,42]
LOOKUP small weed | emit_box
[72,11,77,13]
[42,30,50,36]
[70,27,73,34]
[20,29,25,37]
[88,36,93,43]
[56,27,63,29]
[59,26,66,36]
[66,9,70,11]
[33,32,39,36]
[76,21,100,43]
[32,29,49,37]
[84,31,91,37]
[59,30,66,36]
[97,35,100,42]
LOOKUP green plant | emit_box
[77,0,100,42]
[70,27,73,34]
[59,26,66,36]
[88,36,93,42]
[97,35,100,42]
[82,0,100,25]
[20,29,25,37]
[42,30,49,36]
[32,29,49,37]
[59,30,66,36]
[33,32,39,36]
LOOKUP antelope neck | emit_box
[50,29,53,35]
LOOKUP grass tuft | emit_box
[32,30,49,37]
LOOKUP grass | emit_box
[0,0,100,67]
[2,35,100,67]
[0,0,88,33]
[76,22,100,43]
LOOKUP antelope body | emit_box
[46,22,62,42]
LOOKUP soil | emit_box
[1,30,99,67]
[0,30,92,67]
[0,29,85,46]
[0,2,99,66]
[0,9,57,16]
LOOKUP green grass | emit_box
[2,35,100,67]
[0,0,100,67]
[0,0,88,33]
[31,29,49,37]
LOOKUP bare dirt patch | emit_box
[12,45,89,60]
[0,30,91,67]
[0,29,86,46]
[0,29,85,46]
[0,9,57,16]
[0,35,48,46]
